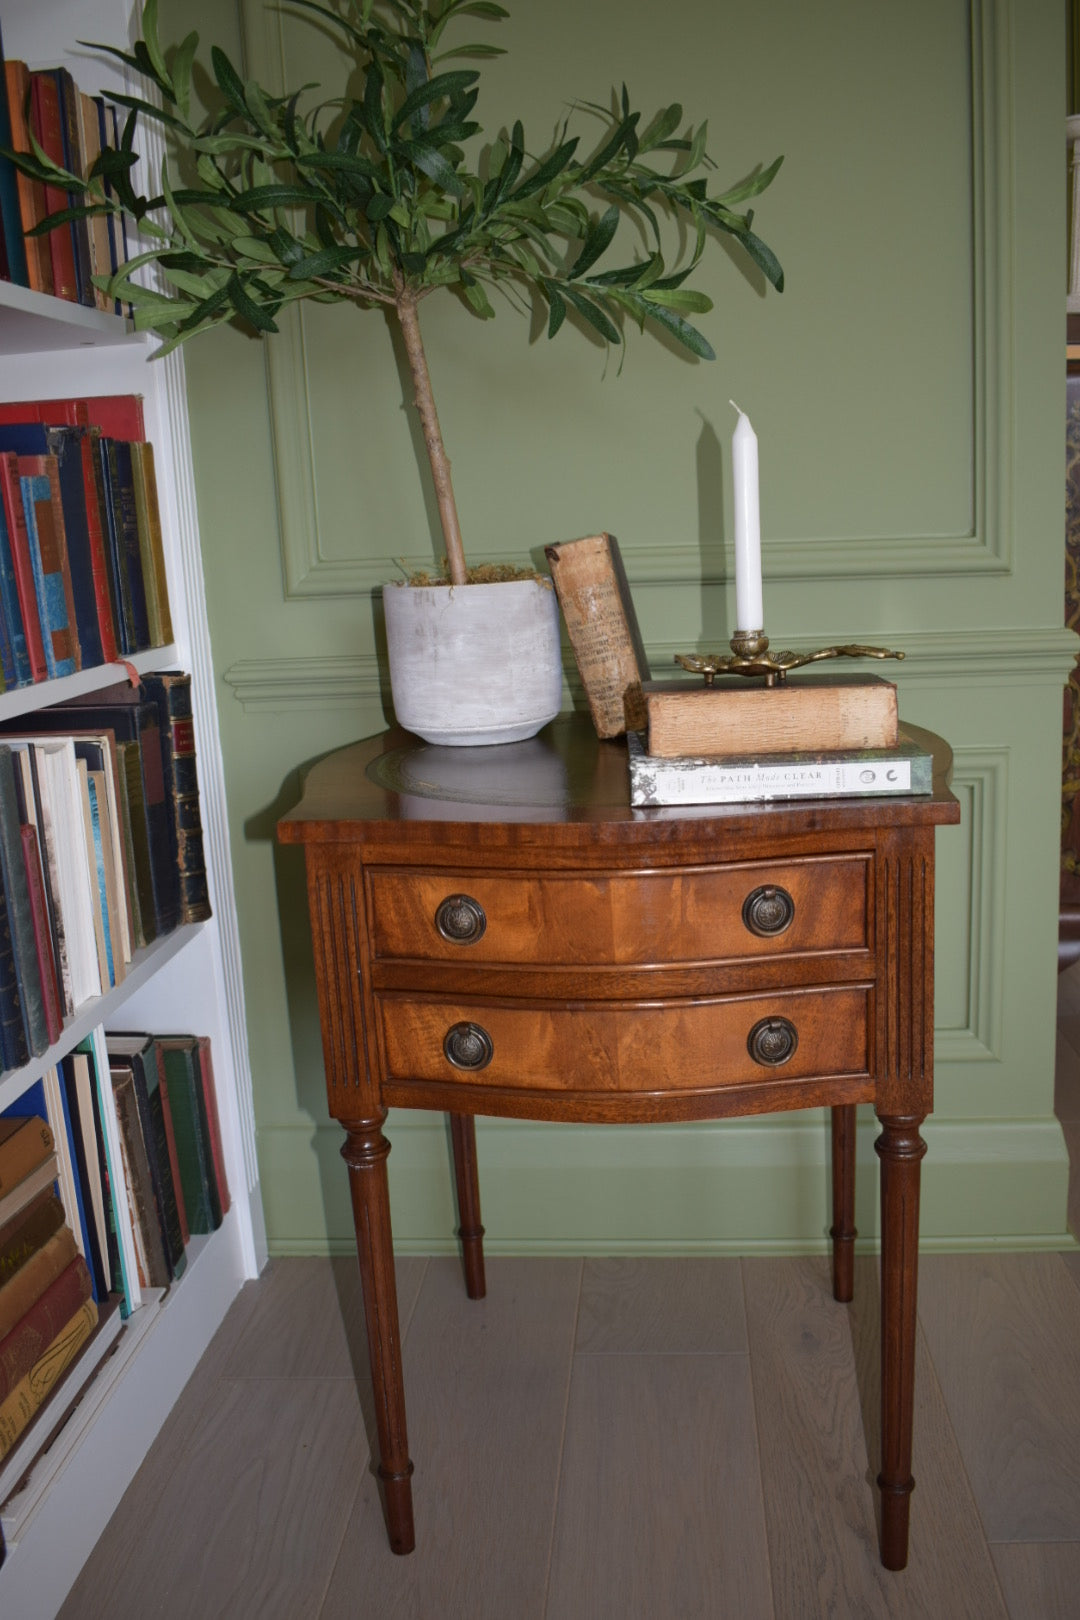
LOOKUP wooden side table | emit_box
[278,717,959,1571]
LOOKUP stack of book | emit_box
[0,1030,228,1497]
[0,671,212,1077]
[0,1086,108,1470]
[545,533,931,807]
[0,31,129,312]
[0,395,171,693]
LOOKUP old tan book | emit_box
[544,533,650,738]
[643,673,899,758]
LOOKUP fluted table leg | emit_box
[342,1118,415,1555]
[830,1103,857,1304]
[874,1111,926,1571]
[449,1112,486,1299]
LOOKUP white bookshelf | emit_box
[0,5,266,1615]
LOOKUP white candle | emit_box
[730,401,763,632]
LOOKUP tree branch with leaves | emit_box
[10,0,785,585]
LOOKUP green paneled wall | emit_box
[164,0,1074,1253]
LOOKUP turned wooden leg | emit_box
[829,1103,857,1303]
[874,1112,926,1571]
[342,1118,415,1555]
[449,1112,486,1299]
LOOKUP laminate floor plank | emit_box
[219,1254,428,1380]
[319,1257,582,1620]
[917,1253,1080,1541]
[545,1351,774,1620]
[575,1256,747,1353]
[990,1542,1080,1620]
[57,1376,366,1620]
[1063,1247,1080,1296]
[743,1256,1009,1620]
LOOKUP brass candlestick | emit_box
[676,633,904,688]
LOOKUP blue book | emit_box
[0,24,29,290]
[18,470,76,679]
[84,773,114,987]
[0,489,29,688]
[0,424,104,667]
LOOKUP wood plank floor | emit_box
[55,986,1080,1620]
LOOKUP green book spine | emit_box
[159,1041,216,1235]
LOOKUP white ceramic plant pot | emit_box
[383,577,564,746]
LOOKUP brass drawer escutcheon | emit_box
[742,885,795,937]
[747,1015,799,1066]
[443,1021,494,1070]
[435,894,487,944]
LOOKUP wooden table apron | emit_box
[277,717,960,1569]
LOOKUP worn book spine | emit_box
[20,824,62,1044]
[626,729,934,807]
[136,1045,185,1278]
[75,90,112,313]
[0,1192,64,1284]
[156,1060,188,1245]
[545,533,651,738]
[78,435,119,664]
[17,460,76,678]
[0,864,27,1072]
[4,59,51,294]
[0,1225,77,1340]
[109,1062,170,1288]
[0,1115,52,1197]
[142,672,211,923]
[0,453,45,681]
[0,1295,97,1457]
[51,67,95,310]
[28,72,78,303]
[94,436,133,655]
[129,443,172,647]
[159,1040,216,1234]
[195,1037,229,1217]
[0,747,46,1055]
[0,479,29,688]
[117,740,155,946]
[643,676,900,759]
[103,440,149,651]
[0,1253,92,1404]
[0,34,28,290]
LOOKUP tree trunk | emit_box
[395,284,468,586]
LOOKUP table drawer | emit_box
[377,986,870,1094]
[367,858,870,968]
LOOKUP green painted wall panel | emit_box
[164,0,1072,1252]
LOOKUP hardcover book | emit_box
[626,727,935,807]
[2,58,49,294]
[0,1252,92,1406]
[544,533,650,738]
[17,459,77,679]
[0,27,29,290]
[156,1037,221,1235]
[0,747,47,1056]
[0,1155,60,1231]
[141,672,211,923]
[643,673,900,759]
[107,1034,185,1280]
[0,1114,52,1198]
[0,1294,98,1458]
[28,71,78,303]
[0,1192,64,1288]
[0,452,46,682]
[108,1058,170,1289]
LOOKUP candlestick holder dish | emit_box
[675,633,904,688]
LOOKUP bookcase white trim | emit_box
[246,0,1013,597]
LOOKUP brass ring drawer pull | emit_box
[742,885,795,937]
[443,1022,494,1071]
[747,1015,799,1067]
[435,894,487,944]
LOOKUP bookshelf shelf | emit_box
[0,3,265,1611]
[0,280,135,355]
[0,644,178,722]
[0,922,202,1115]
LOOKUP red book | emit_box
[0,398,146,442]
[0,1254,92,1404]
[28,74,78,304]
[0,452,46,681]
[19,824,62,1044]
[195,1037,230,1216]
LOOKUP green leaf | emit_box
[227,183,325,212]
[462,278,495,317]
[713,154,784,209]
[542,279,566,338]
[227,272,279,332]
[639,285,713,314]
[210,45,249,120]
[510,137,579,203]
[140,0,171,86]
[560,285,621,344]
[233,234,286,263]
[393,70,479,131]
[637,103,682,153]
[170,31,199,123]
[366,192,396,221]
[364,62,387,152]
[434,43,506,60]
[103,91,188,132]
[731,226,784,292]
[641,300,714,358]
[409,143,466,195]
[287,245,361,279]
[567,203,619,279]
[577,114,639,182]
